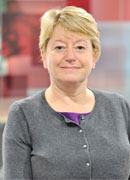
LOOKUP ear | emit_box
[92,51,98,69]
[41,50,47,69]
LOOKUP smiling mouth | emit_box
[60,66,80,69]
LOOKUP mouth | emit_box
[60,66,80,69]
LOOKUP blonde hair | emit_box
[39,6,101,60]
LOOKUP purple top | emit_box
[59,112,90,125]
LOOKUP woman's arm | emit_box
[2,102,33,179]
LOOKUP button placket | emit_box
[78,128,88,149]
[78,126,91,174]
[78,123,91,177]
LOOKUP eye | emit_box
[76,46,86,50]
[55,46,65,50]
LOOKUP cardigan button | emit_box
[79,129,83,133]
[86,162,90,167]
[83,144,87,148]
[80,115,85,120]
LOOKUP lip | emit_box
[60,66,80,69]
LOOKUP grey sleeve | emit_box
[127,101,130,140]
[2,102,33,180]
[122,97,130,140]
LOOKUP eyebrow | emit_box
[53,39,88,44]
[53,40,65,43]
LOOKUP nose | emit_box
[65,46,76,62]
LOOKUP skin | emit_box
[41,24,98,113]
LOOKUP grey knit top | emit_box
[3,89,130,180]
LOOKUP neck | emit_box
[45,80,95,113]
[46,80,89,104]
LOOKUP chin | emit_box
[58,78,85,84]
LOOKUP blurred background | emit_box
[0,0,130,123]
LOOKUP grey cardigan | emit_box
[3,89,130,180]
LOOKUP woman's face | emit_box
[42,24,97,85]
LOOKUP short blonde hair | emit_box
[39,6,101,60]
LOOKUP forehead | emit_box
[50,24,90,42]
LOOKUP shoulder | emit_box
[10,89,46,110]
[92,88,129,102]
[90,89,130,129]
[91,88,130,112]
[5,89,47,132]
[8,89,47,120]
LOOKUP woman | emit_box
[3,6,130,180]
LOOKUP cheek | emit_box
[44,55,57,72]
[86,52,95,66]
[82,56,92,67]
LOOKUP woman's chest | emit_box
[30,115,130,179]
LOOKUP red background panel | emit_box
[7,1,66,14]
[66,0,90,12]
[2,76,27,97]
[91,0,120,21]
[8,56,31,76]
[27,67,50,89]
[124,0,130,20]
